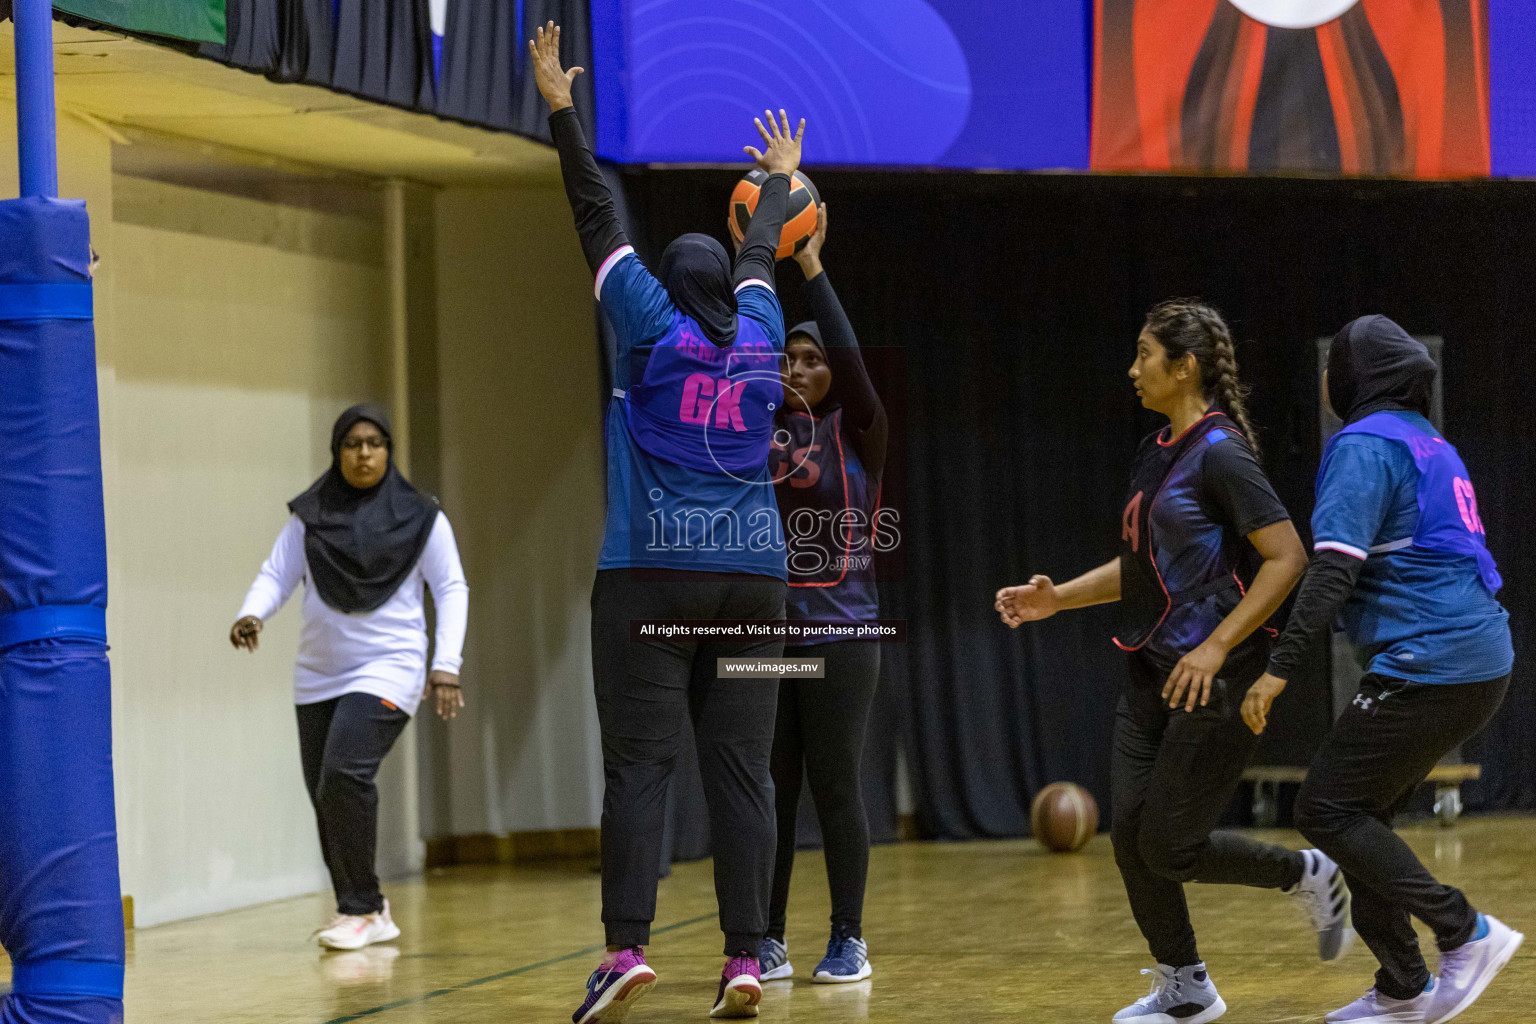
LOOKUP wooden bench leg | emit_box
[1434,784,1462,827]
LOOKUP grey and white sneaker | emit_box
[1113,963,1226,1024]
[758,936,793,981]
[1288,849,1354,961]
[1325,981,1434,1023]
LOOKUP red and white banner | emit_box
[1092,0,1489,177]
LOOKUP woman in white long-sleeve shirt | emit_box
[230,404,468,951]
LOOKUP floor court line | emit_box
[319,912,717,1023]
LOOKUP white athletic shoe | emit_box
[316,898,401,951]
[1325,981,1434,1023]
[1113,963,1227,1024]
[1427,914,1523,1024]
[1287,848,1355,961]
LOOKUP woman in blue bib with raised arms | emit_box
[1242,316,1521,1024]
[755,204,888,986]
[531,24,803,1023]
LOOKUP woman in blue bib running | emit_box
[1242,315,1522,1024]
[996,301,1349,1024]
[532,23,803,1023]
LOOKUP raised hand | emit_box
[744,109,805,177]
[229,616,263,651]
[994,575,1062,628]
[528,21,583,113]
[794,203,828,277]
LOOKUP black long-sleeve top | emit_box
[548,105,789,290]
[1265,548,1364,679]
[549,106,627,275]
[801,269,886,476]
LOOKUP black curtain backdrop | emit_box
[197,0,595,137]
[615,169,1536,854]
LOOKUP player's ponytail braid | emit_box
[1144,299,1260,459]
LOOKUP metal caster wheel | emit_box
[1434,785,1462,827]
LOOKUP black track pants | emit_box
[296,692,410,916]
[1111,646,1306,968]
[766,640,879,942]
[591,569,786,955]
[1295,671,1510,1000]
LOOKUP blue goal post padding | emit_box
[0,197,125,1023]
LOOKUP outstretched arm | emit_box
[796,204,886,469]
[733,110,804,289]
[530,22,626,275]
[995,558,1121,628]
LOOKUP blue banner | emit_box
[591,0,1090,170]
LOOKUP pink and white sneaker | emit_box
[316,898,402,950]
[572,947,657,1024]
[710,954,762,1018]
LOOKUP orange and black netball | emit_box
[728,169,821,260]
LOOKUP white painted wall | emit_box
[1,113,423,927]
[431,185,607,837]
[2,111,607,929]
[107,181,428,926]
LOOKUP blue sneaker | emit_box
[758,936,793,980]
[811,933,871,984]
[571,947,657,1024]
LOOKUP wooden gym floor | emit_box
[5,816,1535,1022]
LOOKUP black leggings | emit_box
[1295,671,1510,1000]
[1111,646,1305,968]
[590,569,786,955]
[296,692,410,916]
[767,640,880,943]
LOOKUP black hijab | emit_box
[660,233,738,346]
[288,404,440,613]
[1327,315,1436,424]
[786,320,840,414]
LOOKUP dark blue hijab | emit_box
[660,233,738,346]
[1328,315,1436,424]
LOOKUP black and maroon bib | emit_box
[771,407,881,642]
[1116,411,1249,653]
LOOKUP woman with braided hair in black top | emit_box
[996,301,1347,1024]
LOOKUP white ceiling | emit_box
[0,19,561,186]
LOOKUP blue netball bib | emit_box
[620,311,783,475]
[1334,412,1501,593]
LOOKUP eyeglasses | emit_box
[340,436,388,452]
